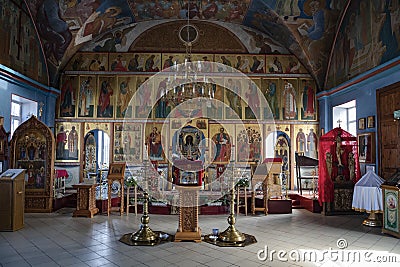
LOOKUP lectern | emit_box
[72,183,99,218]
[175,185,202,242]
[0,169,25,231]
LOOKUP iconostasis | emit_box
[56,52,319,191]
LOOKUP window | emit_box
[97,130,110,168]
[11,94,37,137]
[332,100,356,136]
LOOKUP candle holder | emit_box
[130,192,159,245]
[363,211,382,227]
[218,167,245,244]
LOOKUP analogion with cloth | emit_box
[352,170,384,226]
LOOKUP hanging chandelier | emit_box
[162,0,214,107]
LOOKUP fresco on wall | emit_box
[26,0,134,71]
[84,20,289,55]
[0,0,47,85]
[243,1,302,60]
[129,0,251,22]
[243,0,343,90]
[92,27,133,52]
[327,0,400,88]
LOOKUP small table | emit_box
[72,183,99,218]
[55,169,68,196]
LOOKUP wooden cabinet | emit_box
[10,116,55,212]
[0,169,25,231]
[72,183,99,218]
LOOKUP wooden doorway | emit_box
[377,81,400,179]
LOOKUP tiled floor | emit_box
[1,208,399,267]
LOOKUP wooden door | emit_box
[377,82,400,179]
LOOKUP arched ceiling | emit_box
[25,0,351,90]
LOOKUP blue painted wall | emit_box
[0,65,59,136]
[318,56,400,173]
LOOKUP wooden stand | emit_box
[175,186,201,242]
[107,176,124,216]
[107,163,125,216]
[0,169,25,231]
[72,183,98,218]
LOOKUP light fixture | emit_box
[394,110,400,120]
[39,102,44,119]
[164,1,210,107]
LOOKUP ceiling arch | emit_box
[22,0,350,90]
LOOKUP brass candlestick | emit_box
[130,192,158,244]
[363,211,382,227]
[218,184,245,243]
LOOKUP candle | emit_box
[312,169,316,199]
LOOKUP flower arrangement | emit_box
[235,177,250,188]
[124,176,137,187]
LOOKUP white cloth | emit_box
[352,170,384,212]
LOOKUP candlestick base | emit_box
[363,211,382,227]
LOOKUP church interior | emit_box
[1,0,400,266]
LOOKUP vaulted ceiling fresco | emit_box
[2,0,399,91]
